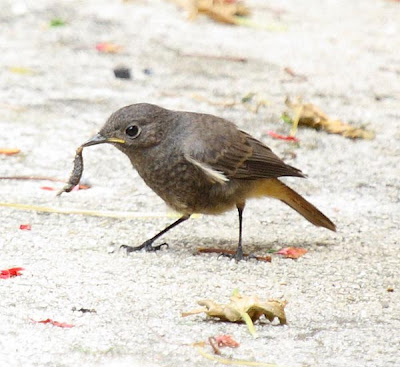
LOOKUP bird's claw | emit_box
[217,249,259,262]
[120,241,169,254]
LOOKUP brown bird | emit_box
[83,103,336,261]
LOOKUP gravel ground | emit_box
[1,1,399,366]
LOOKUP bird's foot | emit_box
[120,240,169,254]
[219,252,263,262]
[218,247,247,262]
[197,247,271,262]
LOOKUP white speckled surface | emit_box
[1,1,399,366]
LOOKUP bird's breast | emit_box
[130,150,250,215]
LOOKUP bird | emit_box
[82,103,336,261]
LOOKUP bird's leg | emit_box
[216,203,246,261]
[121,215,190,253]
[232,203,245,261]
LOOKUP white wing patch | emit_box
[185,155,229,184]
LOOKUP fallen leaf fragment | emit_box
[96,42,123,54]
[276,247,307,259]
[77,184,90,190]
[208,337,221,355]
[267,131,299,142]
[285,97,375,140]
[19,224,32,230]
[214,334,240,348]
[0,148,20,155]
[170,0,250,25]
[41,186,56,191]
[32,318,74,328]
[183,291,286,336]
[0,267,24,279]
[50,18,66,27]
[283,67,307,81]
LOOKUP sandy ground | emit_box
[1,0,400,366]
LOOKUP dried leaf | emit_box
[208,337,221,354]
[283,67,307,81]
[0,148,20,155]
[267,131,299,142]
[19,224,32,230]
[96,42,123,54]
[170,0,250,25]
[32,318,74,328]
[0,267,24,279]
[276,247,307,259]
[285,97,375,140]
[183,291,286,336]
[214,334,240,348]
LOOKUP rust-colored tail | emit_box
[257,179,336,231]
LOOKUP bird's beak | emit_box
[82,133,125,147]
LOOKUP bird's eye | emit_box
[125,125,140,138]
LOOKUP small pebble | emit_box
[113,67,131,79]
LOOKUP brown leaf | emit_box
[183,291,286,336]
[285,97,375,140]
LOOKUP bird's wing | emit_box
[233,131,305,179]
[183,115,304,181]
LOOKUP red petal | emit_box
[1,267,24,279]
[267,131,299,142]
[51,321,74,328]
[19,224,32,230]
[276,247,308,259]
[32,318,74,328]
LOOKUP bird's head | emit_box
[83,103,173,152]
